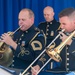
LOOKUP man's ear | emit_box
[31,17,34,24]
[31,17,34,21]
[51,11,54,17]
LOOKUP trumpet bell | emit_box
[46,49,62,62]
[0,46,13,67]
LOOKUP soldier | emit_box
[38,6,60,46]
[31,8,75,75]
[0,8,46,69]
[38,6,60,73]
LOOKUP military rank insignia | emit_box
[50,31,54,36]
[21,41,25,46]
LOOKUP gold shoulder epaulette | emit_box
[34,27,40,32]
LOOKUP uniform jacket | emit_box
[37,31,75,73]
[10,25,46,69]
[38,19,60,71]
[38,19,60,46]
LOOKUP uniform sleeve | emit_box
[14,33,46,61]
[37,52,50,68]
[37,38,61,68]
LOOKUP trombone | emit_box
[36,30,75,74]
[20,29,65,75]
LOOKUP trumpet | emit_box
[0,26,21,67]
[20,29,65,75]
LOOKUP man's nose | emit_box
[19,20,23,25]
[60,25,64,29]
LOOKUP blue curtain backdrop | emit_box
[0,0,75,35]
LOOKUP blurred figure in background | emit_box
[38,6,60,73]
[38,6,60,46]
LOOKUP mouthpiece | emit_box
[61,29,65,32]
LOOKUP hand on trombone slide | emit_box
[31,65,40,75]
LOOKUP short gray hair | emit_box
[59,8,75,19]
[21,8,35,18]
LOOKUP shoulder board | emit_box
[39,21,46,24]
[34,27,45,35]
[34,27,40,32]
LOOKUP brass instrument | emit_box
[0,27,21,67]
[46,30,75,62]
[20,29,65,75]
[36,30,75,75]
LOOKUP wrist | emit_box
[10,42,17,50]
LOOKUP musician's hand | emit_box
[0,33,17,50]
[59,32,72,45]
[59,32,67,41]
[31,65,40,75]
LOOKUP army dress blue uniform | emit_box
[10,25,46,70]
[38,19,60,46]
[38,19,60,72]
[37,32,75,75]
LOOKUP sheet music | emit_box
[0,65,16,75]
[0,68,13,75]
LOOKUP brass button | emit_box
[67,58,69,60]
[22,34,24,36]
[26,31,28,33]
[67,53,69,55]
[67,68,69,71]
[47,25,49,27]
[18,43,20,45]
[47,29,49,31]
[12,64,14,67]
[50,22,52,24]
[46,33,48,35]
[67,63,69,65]
[13,60,14,62]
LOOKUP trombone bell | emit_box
[46,30,75,62]
[46,49,62,62]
